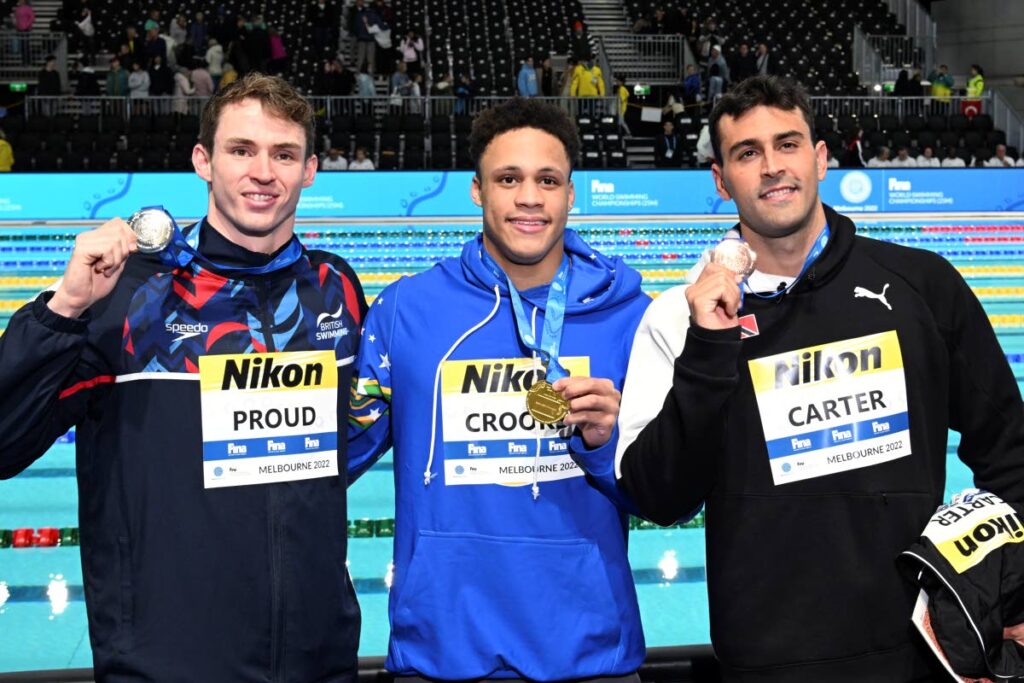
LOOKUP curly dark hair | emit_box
[709,75,815,165]
[468,98,580,175]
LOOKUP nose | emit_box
[248,151,275,184]
[761,148,784,178]
[515,179,543,207]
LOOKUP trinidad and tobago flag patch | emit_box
[738,314,759,339]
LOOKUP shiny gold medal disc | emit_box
[526,380,570,425]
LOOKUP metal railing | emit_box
[21,95,621,125]
[881,0,937,75]
[991,90,1024,154]
[598,35,686,85]
[852,25,884,88]
[0,31,68,85]
[867,34,932,71]
[811,94,992,119]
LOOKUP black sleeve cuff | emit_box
[32,292,91,335]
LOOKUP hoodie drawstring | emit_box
[424,284,502,486]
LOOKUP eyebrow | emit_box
[727,130,806,157]
[491,165,566,177]
[224,137,303,151]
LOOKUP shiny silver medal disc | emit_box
[711,238,757,280]
[128,208,174,253]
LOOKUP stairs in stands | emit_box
[578,0,677,84]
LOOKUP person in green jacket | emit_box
[105,56,129,96]
[927,63,954,102]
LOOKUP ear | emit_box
[470,173,483,207]
[567,176,575,211]
[303,153,318,188]
[192,143,212,182]
[814,139,828,180]
[711,161,732,201]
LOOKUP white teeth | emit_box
[763,188,794,199]
[246,193,274,201]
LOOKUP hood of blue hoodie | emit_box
[452,228,644,312]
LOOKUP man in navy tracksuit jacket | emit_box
[348,99,650,681]
[0,74,365,681]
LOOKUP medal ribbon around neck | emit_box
[743,223,830,301]
[154,209,304,274]
[481,247,572,382]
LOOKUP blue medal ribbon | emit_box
[151,206,304,274]
[480,247,572,381]
[743,223,830,300]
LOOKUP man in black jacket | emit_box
[609,75,1024,681]
[0,73,365,682]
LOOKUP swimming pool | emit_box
[0,216,1021,673]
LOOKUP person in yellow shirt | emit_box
[219,62,239,89]
[571,54,605,97]
[0,129,13,172]
[615,74,628,116]
[966,63,985,97]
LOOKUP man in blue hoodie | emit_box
[348,98,650,681]
[517,56,539,97]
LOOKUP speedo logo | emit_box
[166,322,209,342]
[774,345,881,389]
[221,357,324,390]
[460,362,545,394]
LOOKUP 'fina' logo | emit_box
[591,179,615,193]
[839,171,872,204]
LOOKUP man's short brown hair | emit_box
[198,72,316,157]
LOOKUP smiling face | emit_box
[711,104,826,245]
[192,98,317,253]
[471,126,575,289]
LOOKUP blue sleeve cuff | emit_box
[569,426,619,479]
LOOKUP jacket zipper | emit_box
[254,277,286,682]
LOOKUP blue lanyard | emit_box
[743,224,830,300]
[154,208,304,274]
[481,247,572,381]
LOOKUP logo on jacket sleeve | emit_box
[853,283,892,311]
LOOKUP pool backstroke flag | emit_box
[748,331,912,485]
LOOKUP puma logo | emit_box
[853,284,891,311]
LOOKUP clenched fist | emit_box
[48,218,138,318]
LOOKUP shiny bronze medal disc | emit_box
[526,380,570,425]
[128,208,175,254]
[711,238,757,280]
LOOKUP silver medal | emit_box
[711,237,757,280]
[128,208,175,253]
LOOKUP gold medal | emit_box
[526,380,569,425]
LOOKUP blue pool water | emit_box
[0,217,1021,673]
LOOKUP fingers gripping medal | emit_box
[710,237,757,280]
[128,208,175,253]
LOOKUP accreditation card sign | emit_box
[198,351,339,488]
[439,356,589,487]
[748,331,911,485]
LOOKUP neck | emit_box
[740,202,827,277]
[483,236,564,290]
[206,209,294,255]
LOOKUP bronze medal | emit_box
[526,380,569,425]
[711,238,757,280]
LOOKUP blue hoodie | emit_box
[518,63,538,97]
[348,229,649,680]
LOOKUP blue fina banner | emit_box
[1,169,1023,220]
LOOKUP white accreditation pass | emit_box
[199,350,339,488]
[748,331,912,485]
[439,356,589,486]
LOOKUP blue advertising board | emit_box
[1,169,1022,220]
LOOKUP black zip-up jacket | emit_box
[0,223,366,682]
[619,205,1024,682]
